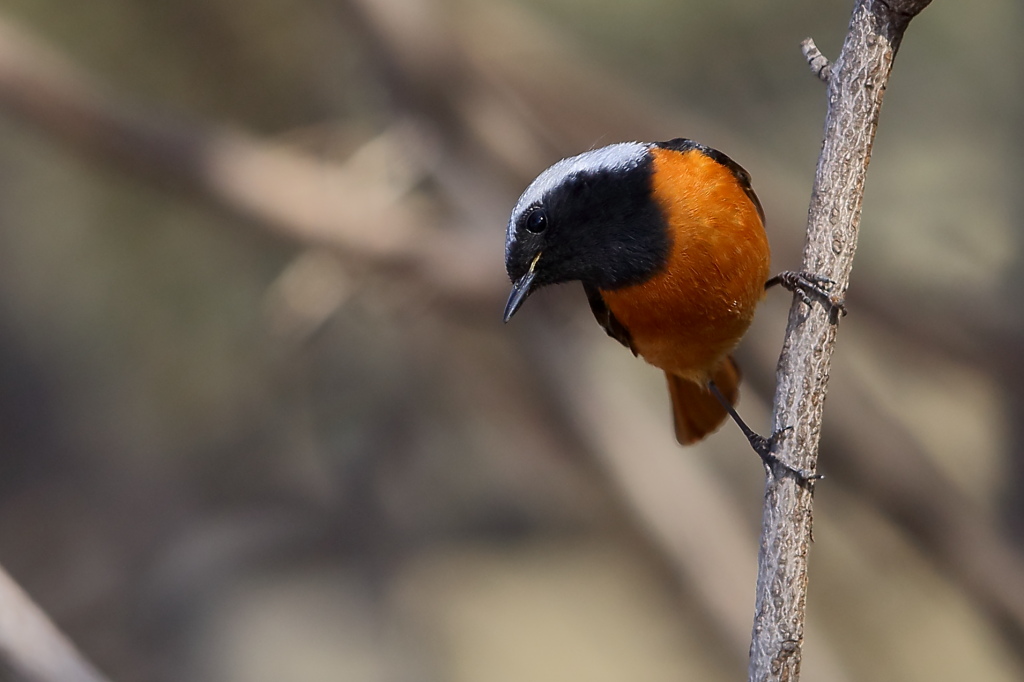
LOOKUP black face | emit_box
[503,150,670,321]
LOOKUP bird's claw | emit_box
[769,271,847,324]
[750,426,822,484]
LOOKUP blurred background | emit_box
[0,0,1022,680]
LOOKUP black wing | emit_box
[583,283,637,356]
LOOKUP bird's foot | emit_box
[767,270,846,324]
[747,426,823,485]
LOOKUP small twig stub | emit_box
[800,38,831,82]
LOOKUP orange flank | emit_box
[597,146,771,442]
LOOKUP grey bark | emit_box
[748,1,934,681]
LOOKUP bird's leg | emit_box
[766,270,846,323]
[707,381,822,483]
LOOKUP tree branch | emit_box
[749,1,933,680]
[0,566,111,682]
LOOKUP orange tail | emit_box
[666,357,741,445]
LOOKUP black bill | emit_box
[503,267,538,322]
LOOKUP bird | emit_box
[502,138,842,477]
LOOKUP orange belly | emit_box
[598,146,771,382]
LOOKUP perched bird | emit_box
[502,138,841,475]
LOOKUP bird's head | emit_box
[503,142,669,321]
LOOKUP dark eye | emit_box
[525,208,548,234]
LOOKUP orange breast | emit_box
[599,147,771,382]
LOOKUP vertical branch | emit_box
[749,1,933,681]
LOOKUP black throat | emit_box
[540,152,670,291]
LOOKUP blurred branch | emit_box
[0,566,111,682]
[823,376,1024,643]
[0,13,412,255]
[8,2,1024,677]
[751,1,932,681]
[522,314,852,681]
[0,14,507,308]
[850,285,1022,371]
[742,319,1024,653]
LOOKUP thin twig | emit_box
[749,1,933,681]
